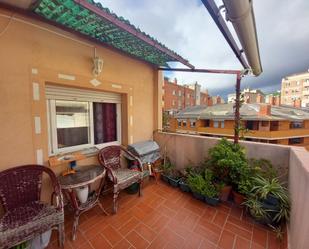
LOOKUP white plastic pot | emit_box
[75,186,89,204]
[30,229,52,249]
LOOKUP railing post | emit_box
[234,72,242,144]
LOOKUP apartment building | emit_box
[281,70,309,108]
[169,103,309,148]
[228,87,265,104]
[265,92,281,106]
[162,78,212,114]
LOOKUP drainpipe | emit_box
[222,0,262,76]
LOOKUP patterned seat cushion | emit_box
[0,201,64,248]
[109,169,142,192]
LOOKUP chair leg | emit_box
[138,181,143,197]
[113,191,119,214]
[58,223,65,248]
[72,213,80,241]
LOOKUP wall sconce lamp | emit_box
[92,47,103,77]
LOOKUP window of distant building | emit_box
[297,81,300,85]
[177,120,182,127]
[190,120,196,128]
[214,121,219,128]
[182,120,187,127]
[178,90,182,96]
[221,121,225,128]
[187,93,190,98]
[290,121,303,129]
[289,137,303,145]
[172,100,176,106]
[204,120,210,127]
[172,90,176,95]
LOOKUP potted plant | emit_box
[187,174,206,201]
[160,158,173,183]
[207,138,248,202]
[202,169,220,206]
[178,166,193,192]
[244,175,290,228]
[167,169,182,187]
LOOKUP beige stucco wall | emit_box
[0,8,163,171]
[154,132,290,181]
[288,147,309,249]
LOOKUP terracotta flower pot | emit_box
[233,190,245,206]
[219,185,232,202]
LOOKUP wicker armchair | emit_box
[0,165,64,249]
[98,146,143,213]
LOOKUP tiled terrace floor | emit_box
[48,180,286,249]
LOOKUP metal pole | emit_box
[234,73,242,144]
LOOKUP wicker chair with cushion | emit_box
[0,165,64,249]
[98,146,143,213]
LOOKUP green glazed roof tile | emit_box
[33,0,188,67]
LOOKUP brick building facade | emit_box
[162,78,213,114]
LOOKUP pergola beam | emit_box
[158,67,241,75]
[200,0,249,70]
[74,0,194,69]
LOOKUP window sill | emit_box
[48,146,99,167]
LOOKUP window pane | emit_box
[93,103,117,144]
[56,100,90,148]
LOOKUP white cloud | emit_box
[99,0,309,98]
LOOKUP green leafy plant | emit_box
[244,175,290,228]
[247,158,277,180]
[251,176,289,205]
[187,170,219,198]
[244,197,271,221]
[160,157,174,175]
[207,138,249,186]
[187,174,206,194]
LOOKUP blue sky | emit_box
[100,0,309,99]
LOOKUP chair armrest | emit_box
[41,166,64,211]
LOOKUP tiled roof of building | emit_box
[175,103,309,121]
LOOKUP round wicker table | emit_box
[58,165,108,240]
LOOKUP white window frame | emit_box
[214,121,219,128]
[47,95,121,156]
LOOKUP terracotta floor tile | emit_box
[82,219,109,240]
[67,230,87,248]
[224,222,252,240]
[118,217,140,236]
[213,211,228,227]
[227,216,253,232]
[198,218,222,235]
[252,227,267,247]
[234,236,251,249]
[251,242,265,249]
[199,239,217,249]
[158,227,185,249]
[134,222,157,242]
[230,206,243,220]
[218,230,236,249]
[125,230,150,249]
[151,214,170,233]
[194,224,220,245]
[56,181,286,249]
[101,225,123,246]
[89,234,112,249]
[113,239,132,249]
[182,212,200,230]
[182,232,204,249]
